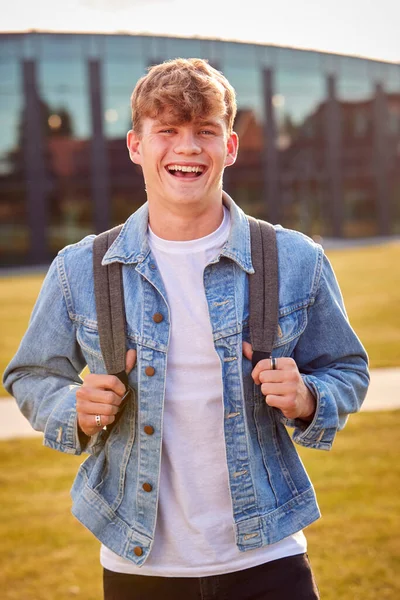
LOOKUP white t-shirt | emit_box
[101,207,306,576]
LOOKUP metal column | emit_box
[325,75,344,238]
[88,59,110,233]
[22,60,48,264]
[373,83,390,236]
[262,68,281,224]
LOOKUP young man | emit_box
[4,59,369,599]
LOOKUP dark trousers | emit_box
[103,553,320,599]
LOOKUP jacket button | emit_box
[134,546,143,557]
[144,425,154,435]
[153,312,163,323]
[142,482,153,492]
[145,366,155,377]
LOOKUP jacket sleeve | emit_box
[3,255,98,455]
[284,251,370,451]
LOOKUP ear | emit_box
[127,129,142,165]
[224,131,239,168]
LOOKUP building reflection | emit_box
[0,33,399,266]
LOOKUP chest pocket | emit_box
[77,324,138,383]
[76,324,105,373]
[274,303,309,356]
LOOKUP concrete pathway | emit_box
[0,368,398,441]
[359,367,399,411]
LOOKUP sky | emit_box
[0,0,399,64]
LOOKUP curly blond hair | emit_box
[130,58,237,135]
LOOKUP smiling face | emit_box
[127,110,238,216]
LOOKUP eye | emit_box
[160,128,175,134]
[200,130,215,135]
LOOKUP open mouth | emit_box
[166,164,206,179]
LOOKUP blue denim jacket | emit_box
[4,194,369,564]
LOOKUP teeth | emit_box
[167,165,204,173]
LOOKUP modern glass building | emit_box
[1,32,399,266]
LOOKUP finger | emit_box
[251,358,273,385]
[78,414,115,437]
[259,370,286,384]
[76,387,124,407]
[83,374,126,397]
[78,400,120,417]
[260,383,289,397]
[264,394,284,408]
[125,349,137,374]
[252,356,297,384]
[264,395,297,418]
[242,341,253,361]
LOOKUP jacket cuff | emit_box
[43,386,102,455]
[284,375,340,451]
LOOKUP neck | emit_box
[148,201,224,241]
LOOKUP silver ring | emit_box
[271,357,277,370]
[95,414,102,428]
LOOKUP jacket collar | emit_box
[102,191,254,274]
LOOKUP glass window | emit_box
[103,35,145,60]
[38,59,90,139]
[255,44,277,69]
[164,37,203,59]
[0,34,23,58]
[275,68,325,134]
[103,57,148,224]
[222,62,265,218]
[337,56,374,100]
[198,39,223,64]
[0,76,22,176]
[387,91,400,234]
[274,65,327,235]
[223,63,263,117]
[0,59,21,171]
[0,58,20,89]
[103,59,146,139]
[384,64,400,93]
[276,47,322,71]
[136,36,160,65]
[336,57,380,236]
[38,57,93,250]
[38,33,84,60]
[205,40,227,66]
[0,56,27,265]
[353,110,370,137]
[220,42,258,65]
[368,60,399,90]
[110,157,147,226]
[20,33,39,60]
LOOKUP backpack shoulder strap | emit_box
[92,224,128,390]
[247,217,279,369]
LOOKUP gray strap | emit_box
[93,225,127,386]
[247,217,279,368]
[92,218,277,379]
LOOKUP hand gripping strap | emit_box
[247,217,279,369]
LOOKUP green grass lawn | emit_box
[1,241,400,398]
[0,274,44,398]
[0,411,399,599]
[327,241,400,369]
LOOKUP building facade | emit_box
[1,32,399,266]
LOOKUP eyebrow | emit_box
[152,120,174,127]
[197,120,223,129]
[151,119,223,130]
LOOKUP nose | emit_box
[174,131,201,155]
